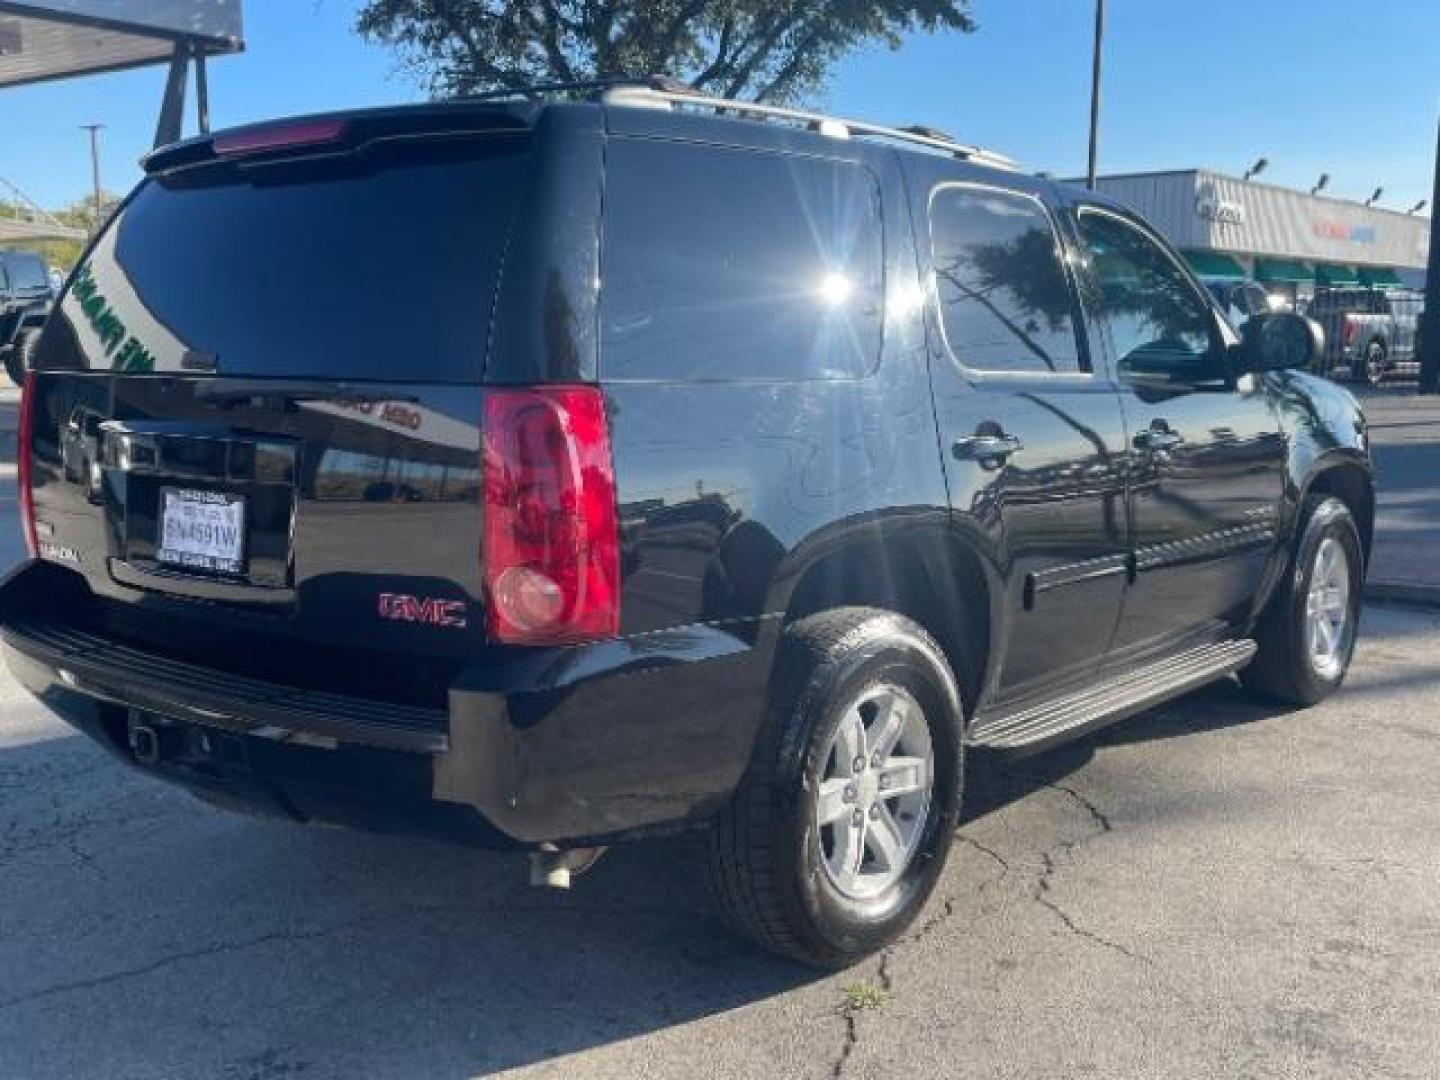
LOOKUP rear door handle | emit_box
[953,433,1024,463]
[1134,427,1184,453]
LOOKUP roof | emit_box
[0,1,243,88]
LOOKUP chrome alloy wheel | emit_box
[814,684,934,901]
[1306,536,1353,680]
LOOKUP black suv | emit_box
[1,85,1372,967]
[0,249,52,385]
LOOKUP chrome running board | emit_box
[969,639,1258,752]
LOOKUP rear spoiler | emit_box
[142,103,536,176]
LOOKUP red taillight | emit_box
[482,387,620,645]
[1342,314,1358,346]
[213,119,349,157]
[17,370,38,559]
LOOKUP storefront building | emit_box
[1083,169,1430,306]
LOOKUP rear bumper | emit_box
[1,562,772,848]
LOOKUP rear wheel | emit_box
[1241,496,1363,705]
[709,608,963,967]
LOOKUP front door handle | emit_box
[953,432,1024,463]
[1134,426,1184,453]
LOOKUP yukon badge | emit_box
[378,593,468,629]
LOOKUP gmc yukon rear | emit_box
[2,101,766,854]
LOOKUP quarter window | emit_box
[929,186,1083,374]
[601,140,884,381]
[1076,210,1223,381]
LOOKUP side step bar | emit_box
[969,639,1258,753]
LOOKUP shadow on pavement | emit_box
[0,730,814,1077]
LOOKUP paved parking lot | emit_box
[2,601,1438,1080]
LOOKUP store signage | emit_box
[1312,218,1376,245]
[1196,182,1245,225]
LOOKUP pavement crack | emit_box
[831,1009,859,1079]
[1045,779,1114,834]
[1034,850,1153,968]
[957,832,1010,871]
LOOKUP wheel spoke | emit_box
[878,756,928,799]
[1322,586,1346,619]
[816,779,851,826]
[831,813,867,891]
[866,690,907,760]
[835,710,866,773]
[1313,613,1335,656]
[866,804,906,872]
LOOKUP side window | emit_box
[1076,210,1222,381]
[600,140,884,382]
[928,185,1083,374]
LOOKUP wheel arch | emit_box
[1300,455,1375,563]
[775,514,996,719]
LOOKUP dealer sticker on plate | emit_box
[157,488,246,575]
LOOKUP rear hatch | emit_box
[24,113,531,706]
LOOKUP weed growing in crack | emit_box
[840,981,891,1012]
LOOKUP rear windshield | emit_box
[42,135,527,382]
[4,254,47,290]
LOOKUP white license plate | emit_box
[157,488,246,574]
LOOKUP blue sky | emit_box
[3,0,1437,213]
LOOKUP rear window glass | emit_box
[5,254,47,290]
[43,136,527,381]
[600,139,884,381]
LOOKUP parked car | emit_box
[1309,286,1423,386]
[0,249,53,385]
[0,83,1372,967]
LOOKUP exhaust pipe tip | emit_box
[528,844,607,889]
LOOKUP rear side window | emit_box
[600,140,884,381]
[42,136,527,381]
[929,186,1083,374]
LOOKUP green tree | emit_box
[357,0,977,102]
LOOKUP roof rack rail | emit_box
[598,78,1019,171]
[453,75,1017,170]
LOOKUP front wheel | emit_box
[709,608,963,967]
[1241,496,1363,705]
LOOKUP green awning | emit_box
[1182,250,1247,281]
[1253,258,1314,284]
[1358,266,1405,288]
[1315,264,1361,287]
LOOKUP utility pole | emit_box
[1086,0,1105,189]
[1421,115,1440,394]
[79,123,104,231]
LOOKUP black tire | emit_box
[5,330,36,386]
[2,345,20,388]
[1241,496,1364,706]
[708,607,964,967]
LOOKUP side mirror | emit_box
[1237,311,1324,374]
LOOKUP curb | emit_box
[1365,581,1440,611]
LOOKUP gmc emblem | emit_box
[378,593,469,629]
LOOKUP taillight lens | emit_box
[482,387,620,645]
[1342,315,1358,346]
[17,370,38,559]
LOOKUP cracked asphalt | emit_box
[2,600,1438,1079]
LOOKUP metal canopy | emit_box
[0,2,243,147]
[0,1,242,88]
